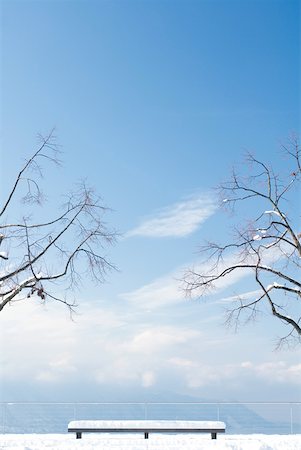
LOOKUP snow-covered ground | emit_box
[0,434,300,450]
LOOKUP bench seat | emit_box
[68,419,226,440]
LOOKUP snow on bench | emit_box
[68,419,226,440]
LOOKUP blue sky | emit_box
[1,0,300,403]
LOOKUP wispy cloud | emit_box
[126,193,217,238]
[120,269,184,309]
[216,289,263,304]
[121,251,255,310]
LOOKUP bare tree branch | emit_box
[0,132,117,313]
[183,137,301,347]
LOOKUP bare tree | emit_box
[183,137,301,347]
[0,131,116,313]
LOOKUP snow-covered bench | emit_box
[68,420,226,440]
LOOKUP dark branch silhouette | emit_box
[183,136,301,347]
[0,131,117,313]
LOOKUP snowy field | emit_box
[0,434,300,450]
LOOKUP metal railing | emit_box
[0,402,300,434]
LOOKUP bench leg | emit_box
[76,432,82,439]
[211,432,217,439]
[144,432,149,439]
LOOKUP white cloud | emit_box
[249,361,301,385]
[122,241,281,309]
[2,282,300,399]
[216,289,262,304]
[35,356,77,382]
[121,250,257,310]
[92,325,202,388]
[121,270,183,308]
[241,361,253,369]
[168,358,301,389]
[35,371,59,383]
[126,327,201,354]
[169,358,224,388]
[126,193,217,238]
[1,297,205,389]
[0,299,128,382]
[142,371,156,387]
[121,256,252,311]
[168,357,197,368]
